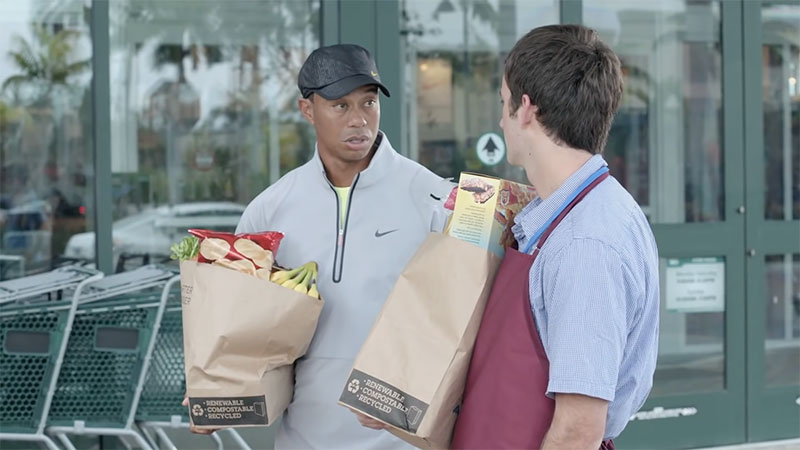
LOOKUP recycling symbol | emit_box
[406,405,423,426]
[347,379,360,394]
[192,404,204,416]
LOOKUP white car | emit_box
[1,200,53,274]
[64,202,246,263]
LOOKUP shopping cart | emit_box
[0,265,104,450]
[0,254,25,280]
[43,264,179,450]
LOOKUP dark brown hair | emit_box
[504,24,623,154]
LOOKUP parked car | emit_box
[1,200,53,274]
[63,202,246,264]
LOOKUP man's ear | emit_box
[298,97,314,124]
[518,94,537,127]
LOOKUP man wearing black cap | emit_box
[233,44,453,448]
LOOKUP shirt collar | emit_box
[512,154,608,246]
[312,131,397,189]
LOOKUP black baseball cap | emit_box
[298,44,390,100]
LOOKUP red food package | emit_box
[444,186,458,211]
[188,229,284,278]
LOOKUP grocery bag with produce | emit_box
[173,229,324,429]
[339,173,537,449]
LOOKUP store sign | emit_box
[192,149,215,171]
[665,257,725,313]
[475,132,505,166]
[630,406,698,421]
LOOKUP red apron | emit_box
[452,169,612,450]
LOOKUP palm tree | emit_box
[152,43,223,83]
[0,100,30,187]
[2,24,90,194]
[2,24,90,102]
[1,23,91,249]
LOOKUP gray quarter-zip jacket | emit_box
[236,132,453,449]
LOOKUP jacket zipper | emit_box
[329,174,359,283]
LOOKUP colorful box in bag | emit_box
[447,173,537,258]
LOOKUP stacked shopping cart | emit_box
[0,264,256,449]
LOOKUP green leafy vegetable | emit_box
[170,236,200,261]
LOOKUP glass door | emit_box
[582,1,748,447]
[744,0,800,442]
[400,0,798,446]
[399,0,558,180]
[95,0,320,271]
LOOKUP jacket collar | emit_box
[311,131,398,189]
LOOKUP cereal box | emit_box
[447,173,537,258]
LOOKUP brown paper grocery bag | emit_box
[180,261,323,428]
[179,261,196,372]
[338,233,500,449]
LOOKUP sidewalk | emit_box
[697,438,800,450]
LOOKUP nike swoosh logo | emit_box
[375,229,399,238]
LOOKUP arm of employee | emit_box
[541,393,608,450]
[540,240,629,449]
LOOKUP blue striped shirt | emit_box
[512,155,660,439]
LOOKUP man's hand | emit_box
[541,393,608,450]
[183,397,218,435]
[353,411,386,430]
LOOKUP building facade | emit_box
[0,0,797,448]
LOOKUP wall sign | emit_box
[475,132,505,166]
[665,257,725,313]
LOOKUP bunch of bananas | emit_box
[270,261,320,299]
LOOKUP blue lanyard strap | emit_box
[522,166,609,255]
